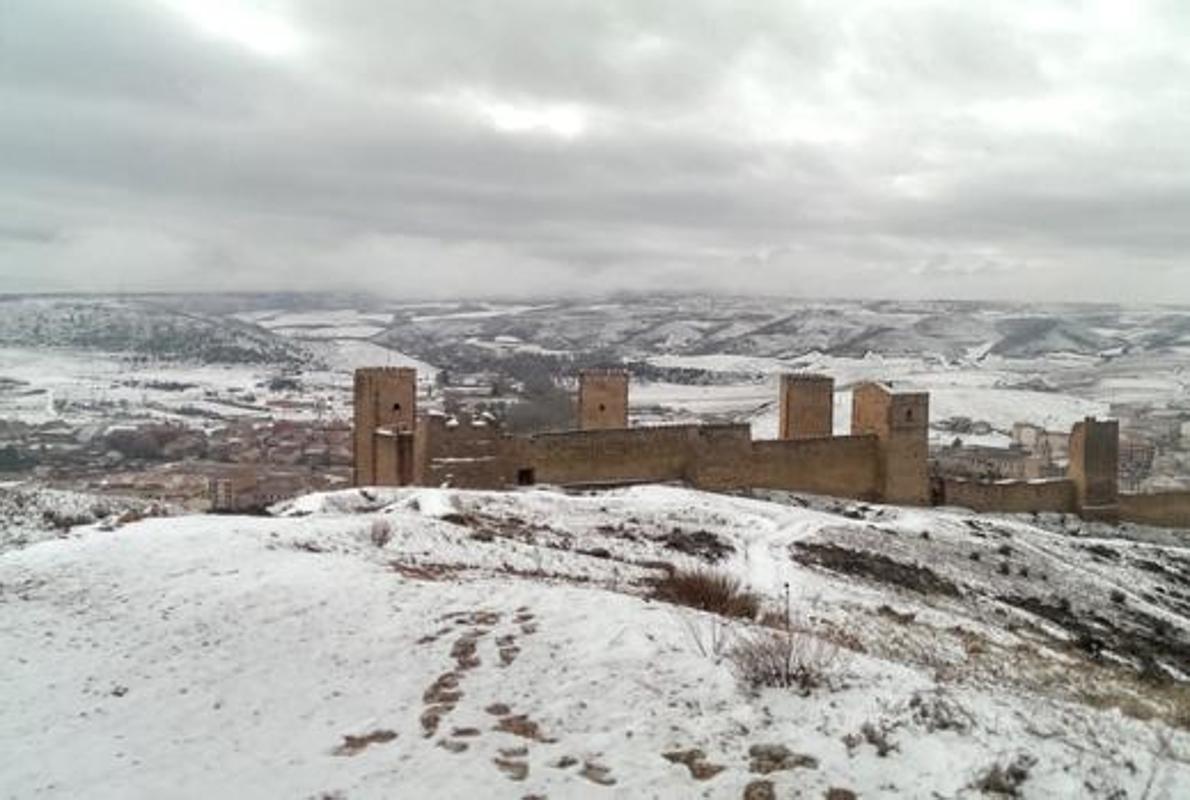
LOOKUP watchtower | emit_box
[577,369,629,430]
[1068,417,1119,520]
[778,373,834,439]
[353,367,417,486]
[851,382,929,505]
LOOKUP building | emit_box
[355,367,931,507]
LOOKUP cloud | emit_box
[0,0,1188,303]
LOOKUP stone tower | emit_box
[577,369,629,430]
[353,367,417,486]
[778,373,834,439]
[851,382,929,505]
[1068,417,1119,520]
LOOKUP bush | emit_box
[728,628,840,694]
[651,569,759,620]
[971,754,1036,796]
[370,518,393,548]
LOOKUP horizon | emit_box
[0,288,1188,313]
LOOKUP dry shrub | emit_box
[971,754,1036,796]
[651,569,760,620]
[729,628,840,694]
[370,518,393,547]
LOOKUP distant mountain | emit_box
[0,297,312,365]
[375,297,1183,363]
[988,317,1123,358]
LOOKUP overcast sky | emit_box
[2,1,1189,303]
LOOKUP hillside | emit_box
[1,486,1187,798]
[0,297,312,365]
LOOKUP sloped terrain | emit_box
[0,297,312,365]
[1,486,1187,798]
[0,484,167,552]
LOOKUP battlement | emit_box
[349,366,1144,524]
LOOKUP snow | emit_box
[2,486,1187,798]
[273,325,388,339]
[410,304,554,323]
[252,310,394,329]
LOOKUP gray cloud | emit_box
[1,0,1189,302]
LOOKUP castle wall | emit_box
[348,366,1151,524]
[522,424,732,486]
[940,478,1076,514]
[1118,491,1190,529]
[419,414,515,488]
[577,370,629,430]
[778,374,834,440]
[695,435,880,499]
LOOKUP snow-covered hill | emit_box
[1,486,1187,798]
[0,483,166,553]
[0,297,312,365]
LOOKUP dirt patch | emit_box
[494,713,557,743]
[451,634,482,671]
[423,672,462,705]
[876,604,916,625]
[332,729,397,756]
[743,781,775,800]
[747,743,818,773]
[793,542,960,597]
[497,634,520,666]
[998,593,1190,675]
[493,756,529,781]
[662,748,725,780]
[580,761,616,786]
[662,528,735,563]
[390,562,461,581]
[420,705,449,737]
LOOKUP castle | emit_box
[347,366,1190,527]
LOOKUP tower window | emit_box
[598,403,606,412]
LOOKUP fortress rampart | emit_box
[938,477,1077,515]
[352,368,1186,528]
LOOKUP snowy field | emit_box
[2,485,1187,798]
[0,336,434,429]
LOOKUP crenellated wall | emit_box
[940,477,1076,514]
[695,435,880,500]
[418,413,515,488]
[520,424,745,487]
[352,368,1170,526]
[1119,491,1190,529]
